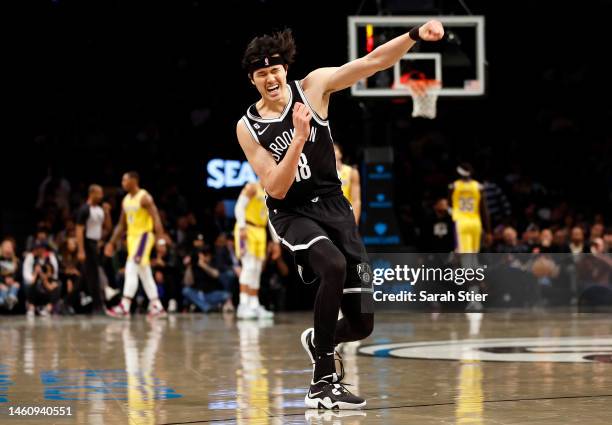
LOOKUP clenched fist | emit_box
[419,20,444,42]
[292,102,312,143]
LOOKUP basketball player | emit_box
[449,163,491,254]
[334,144,361,224]
[237,22,444,409]
[234,182,274,319]
[104,172,168,319]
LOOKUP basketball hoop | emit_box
[400,71,441,119]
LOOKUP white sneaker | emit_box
[236,304,257,320]
[147,304,168,319]
[6,294,18,311]
[80,293,93,306]
[255,305,274,319]
[26,308,35,318]
[105,303,130,319]
[168,299,177,314]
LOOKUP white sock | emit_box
[240,292,249,307]
[248,295,260,309]
[121,298,132,310]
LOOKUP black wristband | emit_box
[409,26,421,42]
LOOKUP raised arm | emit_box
[303,20,444,95]
[236,103,311,200]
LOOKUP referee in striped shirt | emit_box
[76,184,112,313]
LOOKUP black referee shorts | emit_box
[268,194,371,294]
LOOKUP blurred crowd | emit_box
[1,161,610,315]
[0,175,294,316]
[418,197,612,255]
[416,195,612,309]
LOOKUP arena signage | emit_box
[206,159,258,189]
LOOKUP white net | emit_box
[408,80,440,119]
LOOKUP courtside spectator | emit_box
[182,245,232,313]
[590,223,605,242]
[537,229,554,253]
[419,198,455,252]
[261,242,290,312]
[0,238,20,312]
[23,241,60,317]
[569,226,589,255]
[212,232,238,311]
[483,180,512,227]
[495,226,528,253]
[58,237,81,315]
[25,221,56,252]
[552,229,571,253]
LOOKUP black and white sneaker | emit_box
[301,327,317,378]
[301,328,345,382]
[304,375,366,410]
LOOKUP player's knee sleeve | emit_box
[240,254,261,289]
[247,258,264,290]
[123,260,139,298]
[249,259,263,290]
[138,265,159,300]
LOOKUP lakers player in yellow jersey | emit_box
[234,182,274,319]
[104,171,168,319]
[334,144,361,224]
[449,163,490,253]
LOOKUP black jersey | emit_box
[241,80,342,210]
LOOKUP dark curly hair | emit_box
[242,29,296,75]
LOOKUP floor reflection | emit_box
[2,312,612,424]
[455,359,484,425]
[454,312,485,424]
[236,319,273,424]
[304,409,367,424]
[122,321,164,425]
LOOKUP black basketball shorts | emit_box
[268,194,373,295]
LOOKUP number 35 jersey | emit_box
[240,80,342,210]
[450,179,483,222]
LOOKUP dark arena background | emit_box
[2,0,612,424]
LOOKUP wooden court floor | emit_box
[1,312,612,424]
